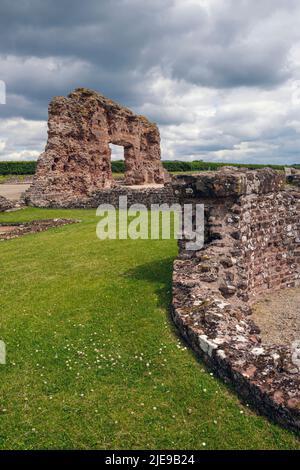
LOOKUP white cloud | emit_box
[0,118,46,161]
[141,71,300,164]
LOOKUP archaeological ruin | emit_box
[172,168,300,432]
[26,88,169,208]
[0,195,14,212]
[0,218,80,241]
[21,89,300,432]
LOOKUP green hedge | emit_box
[112,160,286,173]
[0,161,37,175]
[162,161,193,172]
[0,160,127,175]
[0,159,287,176]
[162,160,286,172]
[111,160,125,173]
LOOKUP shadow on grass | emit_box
[125,255,282,424]
[124,255,186,343]
[125,256,174,308]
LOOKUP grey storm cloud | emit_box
[0,0,300,164]
[0,0,298,108]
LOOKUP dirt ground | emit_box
[0,226,15,233]
[0,183,163,202]
[0,184,30,201]
[252,287,300,347]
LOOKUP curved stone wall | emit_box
[172,168,300,432]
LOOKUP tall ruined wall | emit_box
[172,168,300,431]
[26,88,167,208]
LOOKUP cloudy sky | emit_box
[1,0,300,164]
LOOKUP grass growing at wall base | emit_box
[0,207,299,450]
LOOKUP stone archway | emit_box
[26,88,168,207]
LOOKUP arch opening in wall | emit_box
[109,140,141,186]
[109,143,124,162]
[109,143,125,183]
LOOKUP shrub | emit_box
[0,161,37,175]
[111,160,125,173]
[163,160,285,172]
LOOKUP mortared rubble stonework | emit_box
[26,88,168,207]
[0,195,14,212]
[172,168,300,432]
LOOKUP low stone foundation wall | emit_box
[86,184,177,209]
[25,184,178,209]
[0,195,14,212]
[172,168,300,432]
[0,219,80,240]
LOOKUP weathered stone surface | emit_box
[286,168,300,187]
[171,168,300,432]
[26,88,168,207]
[0,195,14,212]
[29,183,177,209]
[0,219,80,241]
[173,166,285,198]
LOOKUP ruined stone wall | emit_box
[287,170,300,188]
[173,169,299,300]
[0,195,14,212]
[0,219,79,240]
[33,184,178,209]
[239,191,300,300]
[26,88,168,208]
[85,184,177,209]
[172,168,300,432]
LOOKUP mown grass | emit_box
[0,208,299,450]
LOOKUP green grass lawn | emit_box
[0,207,299,450]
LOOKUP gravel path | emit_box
[252,287,300,347]
[0,184,30,201]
